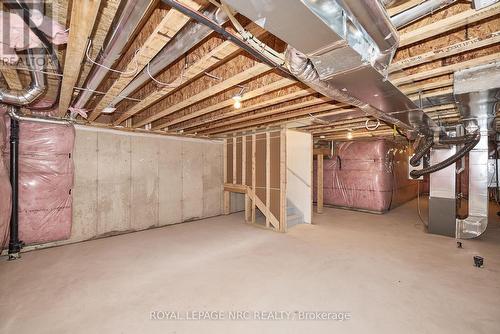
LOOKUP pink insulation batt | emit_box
[2,113,74,245]
[313,139,418,213]
[0,111,11,250]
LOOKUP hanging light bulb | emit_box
[347,131,353,140]
[232,94,242,109]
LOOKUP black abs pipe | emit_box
[8,114,23,259]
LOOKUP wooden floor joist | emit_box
[57,0,101,117]
[193,95,333,134]
[144,63,271,129]
[166,78,297,130]
[1,68,23,90]
[113,24,266,125]
[387,0,425,16]
[392,53,499,86]
[183,89,321,133]
[391,31,500,72]
[399,3,500,47]
[88,0,202,121]
[399,78,454,95]
[205,105,353,135]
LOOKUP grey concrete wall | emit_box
[70,126,223,243]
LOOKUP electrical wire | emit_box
[86,39,140,77]
[416,181,428,227]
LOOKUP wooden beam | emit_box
[391,53,498,86]
[1,68,23,90]
[409,87,454,101]
[202,103,348,135]
[399,3,500,47]
[88,0,202,121]
[146,63,271,129]
[400,78,454,95]
[387,0,424,16]
[391,31,500,72]
[166,78,297,130]
[186,90,324,133]
[113,23,266,125]
[58,0,101,117]
[317,154,323,214]
[223,139,230,215]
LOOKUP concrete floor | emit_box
[1,199,499,334]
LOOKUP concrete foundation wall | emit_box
[70,126,223,243]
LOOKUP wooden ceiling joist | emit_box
[392,53,499,86]
[142,63,271,129]
[187,94,332,134]
[181,89,319,133]
[88,0,202,122]
[219,107,359,136]
[113,23,266,125]
[203,104,350,135]
[1,68,23,90]
[399,3,500,47]
[165,78,297,130]
[57,0,102,117]
[390,31,500,72]
[399,78,454,95]
[387,0,425,17]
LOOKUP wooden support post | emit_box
[232,137,237,184]
[242,136,251,222]
[251,134,256,223]
[223,139,230,215]
[317,154,324,214]
[266,132,271,228]
[279,129,287,232]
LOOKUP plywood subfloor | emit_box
[0,199,499,334]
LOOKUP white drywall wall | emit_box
[70,126,223,243]
[286,130,312,223]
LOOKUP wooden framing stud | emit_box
[317,154,324,214]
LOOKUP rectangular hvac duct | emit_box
[224,0,437,135]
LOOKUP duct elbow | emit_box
[0,49,46,107]
[456,216,488,239]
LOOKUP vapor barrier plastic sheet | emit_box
[314,139,418,213]
[1,110,74,245]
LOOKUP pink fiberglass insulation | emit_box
[1,112,74,245]
[0,110,11,250]
[0,10,68,64]
[313,139,419,213]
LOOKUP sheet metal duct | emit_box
[454,62,500,239]
[73,0,155,109]
[0,49,46,106]
[109,6,228,108]
[391,0,457,28]
[224,0,438,136]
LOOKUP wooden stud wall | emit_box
[223,130,287,231]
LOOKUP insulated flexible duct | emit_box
[410,131,480,179]
[410,136,434,167]
[439,132,478,145]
